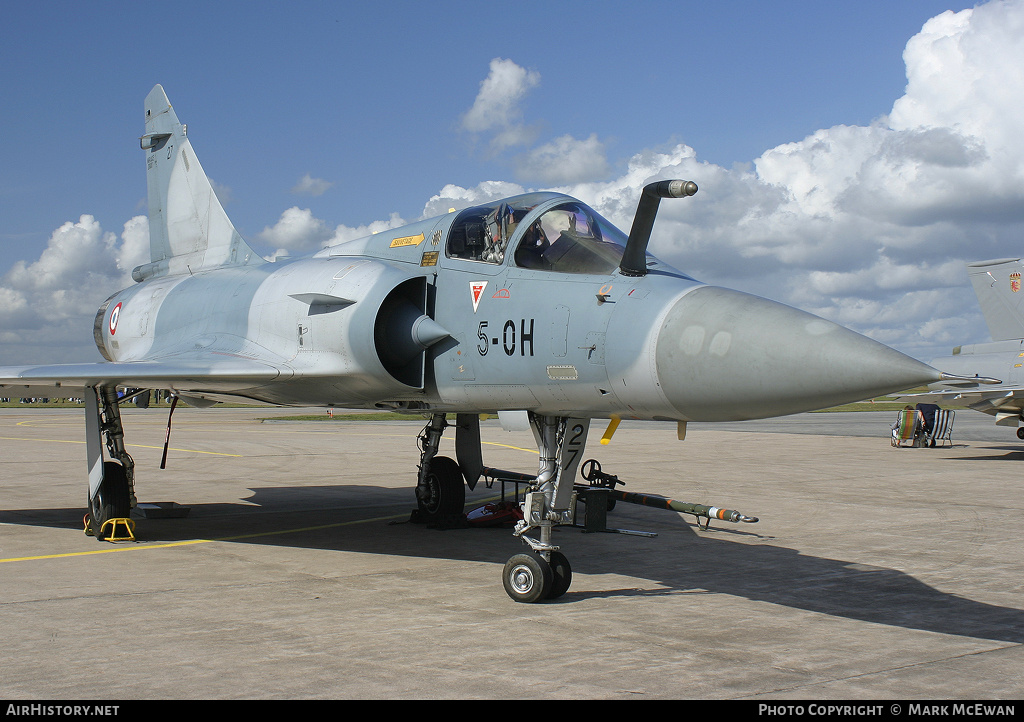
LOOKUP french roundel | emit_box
[109,302,122,335]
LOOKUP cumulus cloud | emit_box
[460,58,612,184]
[325,212,407,246]
[421,181,526,218]
[700,1,1024,359]
[258,206,333,253]
[461,58,541,152]
[258,207,408,260]
[0,215,147,364]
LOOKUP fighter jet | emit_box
[0,85,945,602]
[899,258,1024,435]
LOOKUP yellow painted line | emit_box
[0,514,404,563]
[0,538,211,562]
[0,436,241,458]
[482,440,538,454]
[129,443,241,457]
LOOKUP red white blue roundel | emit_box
[109,302,122,335]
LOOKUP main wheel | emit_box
[546,551,572,600]
[90,461,131,541]
[502,552,553,603]
[1016,427,1024,440]
[415,455,465,522]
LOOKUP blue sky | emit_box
[4,0,1023,365]
[2,1,967,244]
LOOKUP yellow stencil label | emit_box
[390,233,425,248]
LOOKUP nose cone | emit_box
[655,286,941,421]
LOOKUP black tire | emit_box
[502,552,553,603]
[415,456,465,522]
[1017,427,1024,440]
[91,461,130,541]
[546,551,572,600]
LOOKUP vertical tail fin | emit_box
[132,84,264,282]
[967,258,1024,341]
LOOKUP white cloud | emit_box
[515,134,611,185]
[890,3,1024,142]
[290,174,333,197]
[421,181,526,218]
[326,212,407,246]
[258,208,409,258]
[460,59,613,186]
[0,215,147,364]
[461,58,541,153]
[257,206,333,252]
[807,257,967,297]
[117,215,151,275]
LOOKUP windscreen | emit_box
[514,202,629,274]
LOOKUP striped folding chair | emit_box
[925,409,954,447]
[891,410,920,447]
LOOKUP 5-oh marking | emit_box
[477,319,536,357]
[108,302,122,335]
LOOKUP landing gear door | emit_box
[554,418,590,510]
[85,387,104,500]
[455,413,483,490]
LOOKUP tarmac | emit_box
[1,405,1023,700]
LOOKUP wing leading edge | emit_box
[0,356,288,398]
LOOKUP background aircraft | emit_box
[902,258,1024,436]
[0,86,944,602]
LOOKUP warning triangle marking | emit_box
[470,281,487,313]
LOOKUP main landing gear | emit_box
[83,387,136,541]
[412,414,466,524]
[414,412,589,603]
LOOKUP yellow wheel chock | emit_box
[96,517,136,542]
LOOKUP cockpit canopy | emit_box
[446,194,637,275]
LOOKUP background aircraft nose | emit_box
[654,286,941,421]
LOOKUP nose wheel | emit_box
[502,550,572,603]
[503,553,552,603]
